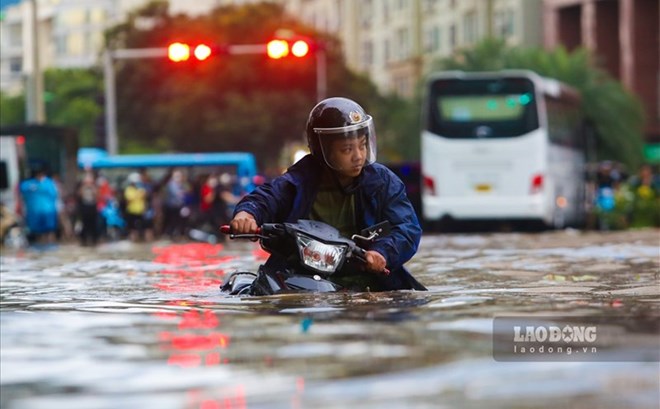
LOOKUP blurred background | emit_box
[0,0,658,242]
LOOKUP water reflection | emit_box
[1,229,659,408]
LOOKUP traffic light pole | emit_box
[316,48,327,101]
[103,47,167,155]
[102,42,326,154]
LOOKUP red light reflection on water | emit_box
[151,243,235,293]
[156,301,231,368]
[149,242,305,408]
[150,244,235,369]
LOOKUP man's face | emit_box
[327,135,368,178]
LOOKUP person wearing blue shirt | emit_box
[20,166,59,243]
[229,97,426,291]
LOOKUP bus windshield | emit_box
[428,77,539,138]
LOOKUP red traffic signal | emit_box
[168,42,190,62]
[267,38,312,59]
[193,44,212,61]
[291,40,310,57]
[266,39,289,59]
[168,42,215,62]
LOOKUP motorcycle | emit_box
[219,219,392,296]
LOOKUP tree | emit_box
[0,68,102,148]
[432,38,646,170]
[43,68,103,147]
[0,92,25,125]
[106,1,388,169]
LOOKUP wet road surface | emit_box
[1,228,659,409]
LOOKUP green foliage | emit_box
[108,1,387,169]
[372,93,421,162]
[432,39,646,169]
[0,92,25,125]
[43,68,103,147]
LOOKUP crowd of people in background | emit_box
[4,166,246,247]
[589,162,660,230]
[1,161,659,248]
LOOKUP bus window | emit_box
[428,78,539,138]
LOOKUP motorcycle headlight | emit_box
[296,234,347,273]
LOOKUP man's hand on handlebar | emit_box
[228,211,259,234]
[365,250,389,275]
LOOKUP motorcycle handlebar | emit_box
[220,225,262,235]
[219,224,389,275]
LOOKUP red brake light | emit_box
[423,175,436,196]
[530,173,544,194]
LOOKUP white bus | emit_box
[421,70,588,229]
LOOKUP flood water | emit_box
[1,229,659,409]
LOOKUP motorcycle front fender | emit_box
[250,267,342,296]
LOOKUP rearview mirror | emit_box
[360,220,391,239]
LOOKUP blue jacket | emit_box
[20,176,59,234]
[234,155,425,290]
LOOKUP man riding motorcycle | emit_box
[228,97,426,291]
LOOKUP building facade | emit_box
[285,0,544,98]
[543,0,659,144]
[1,0,544,98]
[2,0,656,147]
[0,0,236,93]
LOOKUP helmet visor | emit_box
[314,116,377,172]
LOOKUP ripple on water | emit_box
[425,295,492,309]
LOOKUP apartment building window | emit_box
[7,23,22,47]
[362,40,374,70]
[423,0,438,13]
[449,24,456,51]
[88,8,106,24]
[361,0,373,28]
[383,0,390,24]
[463,11,478,45]
[9,58,22,73]
[384,38,391,64]
[396,27,410,61]
[67,33,84,56]
[424,26,441,53]
[91,32,103,53]
[495,9,515,38]
[55,34,66,54]
[59,9,86,26]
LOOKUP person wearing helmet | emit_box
[229,97,425,291]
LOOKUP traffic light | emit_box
[266,39,289,59]
[266,38,312,59]
[167,42,217,62]
[168,42,190,62]
[193,44,212,61]
[291,40,310,57]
